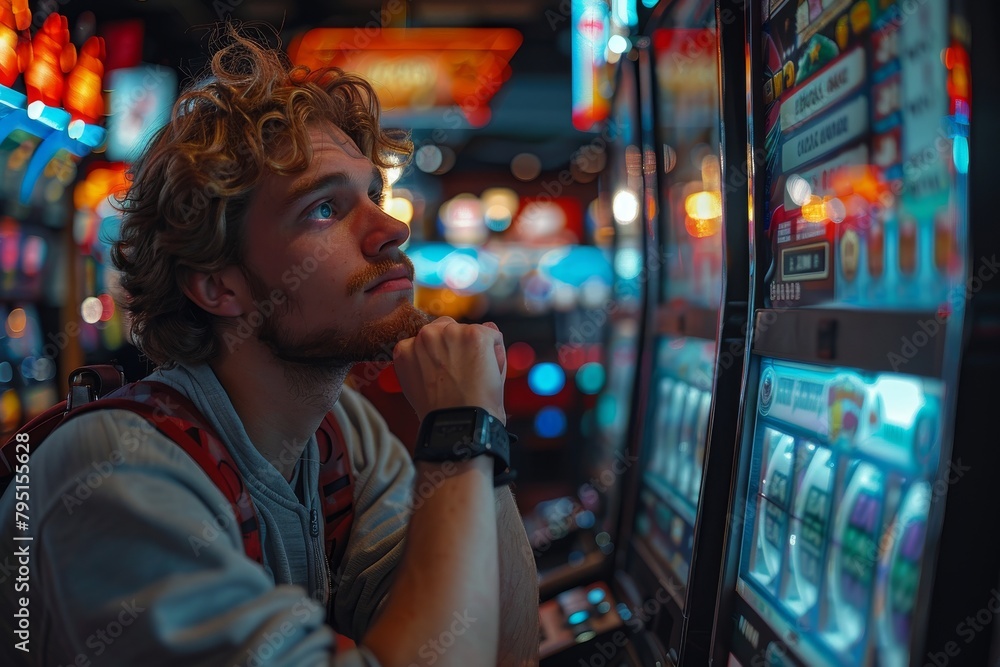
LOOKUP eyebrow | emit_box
[282,166,385,210]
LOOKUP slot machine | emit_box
[602,0,751,664]
[711,0,1000,665]
[537,0,753,662]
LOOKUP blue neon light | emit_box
[534,406,567,438]
[528,363,566,396]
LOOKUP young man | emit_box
[0,29,538,666]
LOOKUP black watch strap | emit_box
[414,407,513,482]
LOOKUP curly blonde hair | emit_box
[112,26,412,366]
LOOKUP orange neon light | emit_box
[0,0,31,88]
[288,28,521,127]
[64,36,105,124]
[25,13,76,107]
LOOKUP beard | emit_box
[240,257,431,371]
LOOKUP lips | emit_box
[365,265,413,292]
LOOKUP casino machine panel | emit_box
[711,0,996,665]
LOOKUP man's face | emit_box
[235,124,429,368]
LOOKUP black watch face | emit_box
[429,409,480,452]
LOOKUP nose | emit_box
[359,199,410,257]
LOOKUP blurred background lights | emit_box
[801,195,827,223]
[550,282,577,310]
[0,361,12,383]
[97,293,115,322]
[408,243,452,288]
[484,204,513,232]
[415,145,443,173]
[612,189,639,223]
[786,174,812,206]
[596,394,618,427]
[6,308,26,338]
[442,252,480,290]
[511,152,542,181]
[954,135,969,173]
[576,362,606,394]
[20,356,56,382]
[385,195,414,225]
[21,236,45,275]
[539,245,612,287]
[384,155,404,186]
[534,406,567,438]
[481,187,519,232]
[517,201,567,240]
[607,34,629,54]
[684,190,722,220]
[614,247,642,280]
[580,276,612,308]
[441,194,487,245]
[433,146,457,175]
[507,342,536,377]
[81,296,103,324]
[528,362,566,396]
[826,197,847,223]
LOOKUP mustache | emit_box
[345,255,416,296]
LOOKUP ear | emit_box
[182,266,247,318]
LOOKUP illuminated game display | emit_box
[739,361,942,664]
[721,0,971,664]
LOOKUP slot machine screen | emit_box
[729,0,967,663]
[738,361,943,665]
[629,7,726,600]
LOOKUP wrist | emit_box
[413,407,514,487]
[415,456,493,479]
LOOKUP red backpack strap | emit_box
[316,412,355,570]
[66,381,264,565]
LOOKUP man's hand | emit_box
[393,316,507,426]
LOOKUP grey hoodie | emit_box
[0,363,414,666]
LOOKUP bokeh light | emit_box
[528,362,566,396]
[534,406,567,438]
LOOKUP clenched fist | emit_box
[393,317,507,427]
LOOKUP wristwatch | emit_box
[414,406,514,486]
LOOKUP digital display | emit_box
[736,359,942,665]
[781,243,829,280]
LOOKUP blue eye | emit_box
[307,201,335,221]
